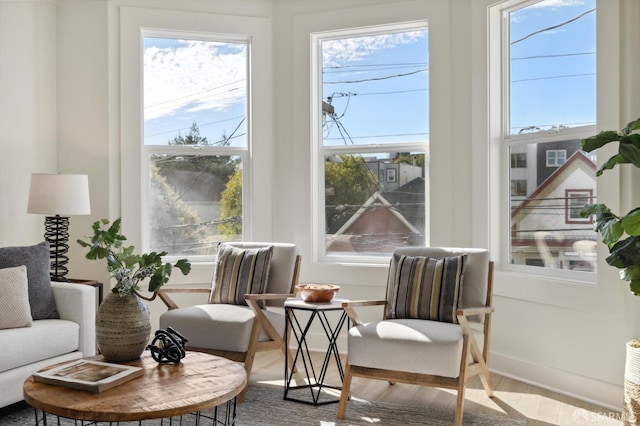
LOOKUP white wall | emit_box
[0,0,57,246]
[2,0,637,410]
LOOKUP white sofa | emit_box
[0,281,96,408]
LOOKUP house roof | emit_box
[511,150,596,219]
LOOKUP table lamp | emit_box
[27,173,91,282]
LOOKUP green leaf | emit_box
[622,208,640,236]
[606,236,640,269]
[619,139,640,168]
[601,220,624,246]
[622,265,640,282]
[622,117,640,135]
[596,154,630,176]
[175,259,192,275]
[581,130,621,152]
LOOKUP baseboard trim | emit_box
[490,352,622,411]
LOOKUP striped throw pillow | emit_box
[385,254,467,323]
[210,244,273,306]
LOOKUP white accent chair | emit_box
[157,242,300,400]
[337,247,494,426]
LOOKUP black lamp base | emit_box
[43,215,70,282]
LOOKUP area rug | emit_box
[0,384,527,426]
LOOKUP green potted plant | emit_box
[77,218,191,362]
[580,117,640,423]
[580,117,640,293]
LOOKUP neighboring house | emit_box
[326,191,420,253]
[326,177,425,253]
[510,150,597,271]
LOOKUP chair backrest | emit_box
[224,242,300,306]
[391,247,490,317]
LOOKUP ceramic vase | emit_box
[96,291,151,362]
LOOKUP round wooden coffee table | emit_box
[23,351,246,424]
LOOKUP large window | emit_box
[143,34,249,258]
[503,0,598,273]
[312,23,428,261]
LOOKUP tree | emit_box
[169,122,209,146]
[325,155,379,233]
[217,167,243,238]
[149,164,208,255]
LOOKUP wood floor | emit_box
[249,350,622,426]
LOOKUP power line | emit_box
[511,8,595,45]
[145,80,244,109]
[324,68,427,85]
[511,72,594,83]
[324,65,427,74]
[324,132,428,141]
[325,62,427,69]
[145,115,245,139]
[512,51,595,61]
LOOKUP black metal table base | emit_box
[31,397,237,426]
[284,303,348,405]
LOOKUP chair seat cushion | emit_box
[347,319,484,378]
[159,304,286,353]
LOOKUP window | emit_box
[313,23,428,261]
[566,189,593,222]
[511,153,527,168]
[143,34,249,257]
[546,149,567,167]
[510,179,527,197]
[501,0,597,273]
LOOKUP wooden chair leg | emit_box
[454,382,466,426]
[337,363,352,420]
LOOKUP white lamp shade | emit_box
[27,173,91,216]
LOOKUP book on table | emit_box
[33,359,143,393]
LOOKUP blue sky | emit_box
[142,0,595,146]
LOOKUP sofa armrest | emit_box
[51,282,96,357]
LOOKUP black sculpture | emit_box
[147,326,188,363]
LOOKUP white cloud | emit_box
[527,0,585,9]
[322,31,426,68]
[144,40,246,120]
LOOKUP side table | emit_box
[284,297,348,405]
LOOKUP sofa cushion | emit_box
[0,242,59,320]
[0,265,32,329]
[210,244,273,307]
[0,319,79,373]
[386,254,466,323]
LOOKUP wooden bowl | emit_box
[295,284,340,303]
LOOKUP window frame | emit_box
[486,0,624,314]
[141,30,252,262]
[511,152,527,168]
[565,189,593,223]
[546,149,567,167]
[119,6,272,285]
[498,0,597,282]
[310,21,430,265]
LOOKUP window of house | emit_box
[500,0,597,274]
[312,23,428,261]
[143,34,249,258]
[511,179,527,197]
[566,189,593,222]
[546,149,567,167]
[511,152,527,168]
